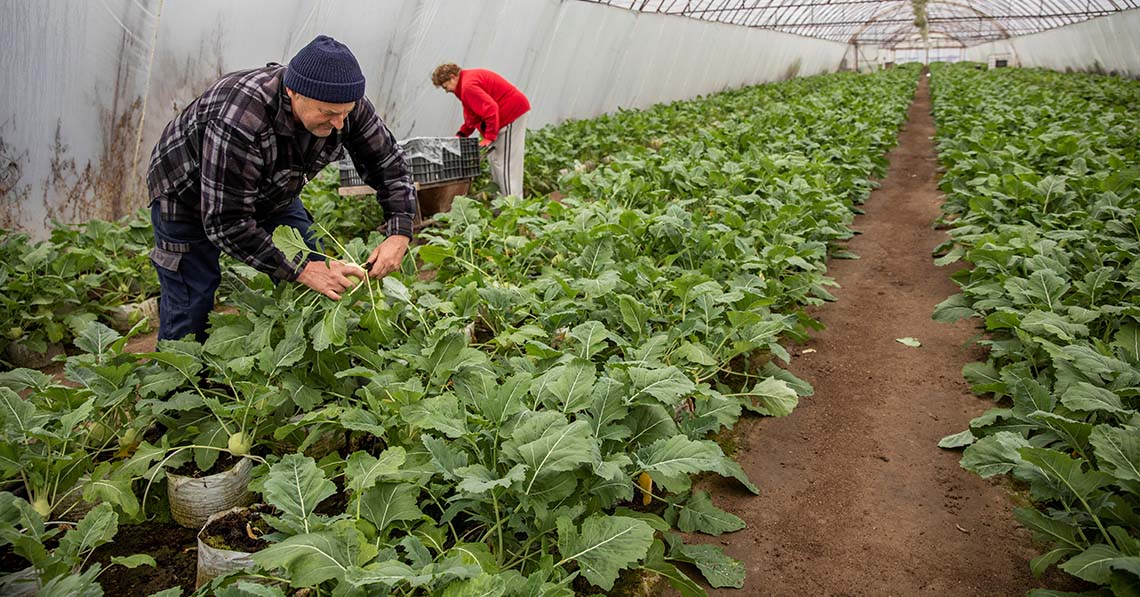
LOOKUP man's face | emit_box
[441,75,458,93]
[287,89,355,137]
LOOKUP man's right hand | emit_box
[296,260,366,300]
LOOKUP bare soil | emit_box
[200,506,272,553]
[673,74,1084,596]
[91,522,197,596]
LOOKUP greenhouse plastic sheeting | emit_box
[0,0,848,236]
[966,10,1140,77]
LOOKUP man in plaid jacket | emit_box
[147,35,416,341]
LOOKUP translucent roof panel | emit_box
[581,1,1140,48]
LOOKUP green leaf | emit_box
[0,387,38,436]
[357,483,424,532]
[422,434,470,479]
[627,366,696,406]
[502,413,598,496]
[423,333,466,386]
[37,566,104,597]
[1062,383,1125,414]
[473,372,529,428]
[137,369,185,398]
[1013,507,1082,550]
[345,447,407,494]
[1112,323,1140,363]
[344,561,421,589]
[1006,372,1055,416]
[1026,411,1093,455]
[932,293,975,323]
[213,582,287,597]
[743,377,798,416]
[1022,270,1070,311]
[401,394,469,438]
[439,573,508,597]
[1021,311,1088,342]
[673,341,718,367]
[253,523,378,587]
[74,322,121,357]
[311,301,349,351]
[146,588,187,597]
[895,337,921,347]
[535,359,596,413]
[455,463,528,495]
[83,476,140,518]
[675,543,745,588]
[556,514,654,590]
[1059,544,1139,584]
[961,431,1030,478]
[618,295,651,341]
[962,362,1004,395]
[1089,425,1140,483]
[263,454,336,535]
[938,430,975,449]
[636,437,725,485]
[111,554,157,569]
[1029,547,1080,579]
[261,332,306,374]
[1019,447,1114,503]
[640,539,706,597]
[569,321,611,359]
[675,491,745,535]
[59,503,117,561]
[203,322,253,358]
[272,226,309,262]
[382,276,411,304]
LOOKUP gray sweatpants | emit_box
[487,111,527,197]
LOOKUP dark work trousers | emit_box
[149,197,320,342]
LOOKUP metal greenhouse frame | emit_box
[580,1,1140,49]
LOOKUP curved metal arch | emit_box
[577,0,1140,47]
[847,1,1012,44]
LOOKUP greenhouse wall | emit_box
[0,0,848,237]
[965,9,1140,77]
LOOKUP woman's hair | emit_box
[431,63,461,87]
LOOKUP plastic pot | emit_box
[107,296,160,333]
[0,567,38,596]
[5,340,64,369]
[167,457,254,529]
[196,506,262,588]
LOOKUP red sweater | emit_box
[454,69,530,142]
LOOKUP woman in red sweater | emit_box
[432,63,530,197]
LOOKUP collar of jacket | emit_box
[269,64,302,138]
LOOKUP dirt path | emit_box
[679,74,1080,596]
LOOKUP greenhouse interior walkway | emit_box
[679,73,1084,596]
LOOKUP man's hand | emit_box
[366,235,411,279]
[479,137,493,148]
[296,260,366,300]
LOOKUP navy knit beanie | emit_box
[284,35,366,103]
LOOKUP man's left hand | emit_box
[479,138,493,148]
[366,235,411,278]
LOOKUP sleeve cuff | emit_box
[386,215,415,240]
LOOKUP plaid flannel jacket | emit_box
[147,64,416,281]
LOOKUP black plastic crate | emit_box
[338,137,479,188]
[442,136,480,180]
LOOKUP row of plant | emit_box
[930,62,1140,594]
[0,64,919,596]
[0,211,160,369]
